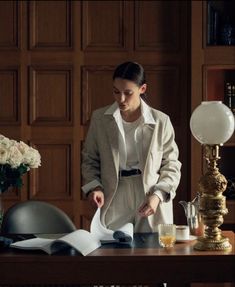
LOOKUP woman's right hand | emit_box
[88,189,104,208]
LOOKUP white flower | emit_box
[17,141,30,155]
[23,147,41,168]
[0,135,12,149]
[0,134,41,170]
[0,145,9,164]
[7,145,24,168]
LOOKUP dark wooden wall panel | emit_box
[29,66,72,125]
[29,1,72,49]
[30,142,72,200]
[0,68,19,124]
[145,66,180,126]
[82,1,129,50]
[0,1,19,49]
[135,1,180,50]
[82,66,114,124]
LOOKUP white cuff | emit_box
[152,182,172,202]
[152,190,167,202]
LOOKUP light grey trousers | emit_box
[105,174,152,233]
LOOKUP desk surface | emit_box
[0,231,234,286]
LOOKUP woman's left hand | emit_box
[138,194,160,217]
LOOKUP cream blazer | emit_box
[82,99,181,230]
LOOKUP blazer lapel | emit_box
[140,124,155,171]
[104,116,120,176]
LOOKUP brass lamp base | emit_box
[193,144,231,251]
[194,234,232,251]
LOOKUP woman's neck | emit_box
[121,106,141,122]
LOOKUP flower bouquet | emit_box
[0,135,41,193]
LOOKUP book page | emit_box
[90,208,133,244]
[90,208,114,241]
[10,237,54,254]
[35,234,65,239]
[11,230,101,256]
[51,229,101,256]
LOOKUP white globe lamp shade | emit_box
[190,101,235,145]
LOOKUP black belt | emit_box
[119,169,142,177]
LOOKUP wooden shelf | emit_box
[204,47,235,64]
[205,67,235,101]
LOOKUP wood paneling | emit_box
[145,66,180,126]
[81,65,114,124]
[82,1,129,51]
[30,141,72,200]
[0,67,19,124]
[135,1,180,50]
[29,66,72,125]
[29,1,72,49]
[0,1,19,49]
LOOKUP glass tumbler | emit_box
[158,224,176,248]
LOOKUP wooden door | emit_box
[0,0,190,229]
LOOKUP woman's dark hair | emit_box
[113,61,146,87]
[113,61,147,100]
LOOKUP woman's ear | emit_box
[140,84,147,94]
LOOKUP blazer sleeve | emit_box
[152,116,181,202]
[81,112,103,195]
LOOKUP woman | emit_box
[82,61,181,233]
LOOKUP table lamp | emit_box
[190,101,235,251]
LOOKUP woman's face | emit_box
[113,78,146,113]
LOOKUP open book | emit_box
[10,208,134,256]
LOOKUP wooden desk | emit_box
[0,231,234,286]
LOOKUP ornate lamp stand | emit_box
[194,144,231,251]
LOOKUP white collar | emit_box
[104,98,156,125]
